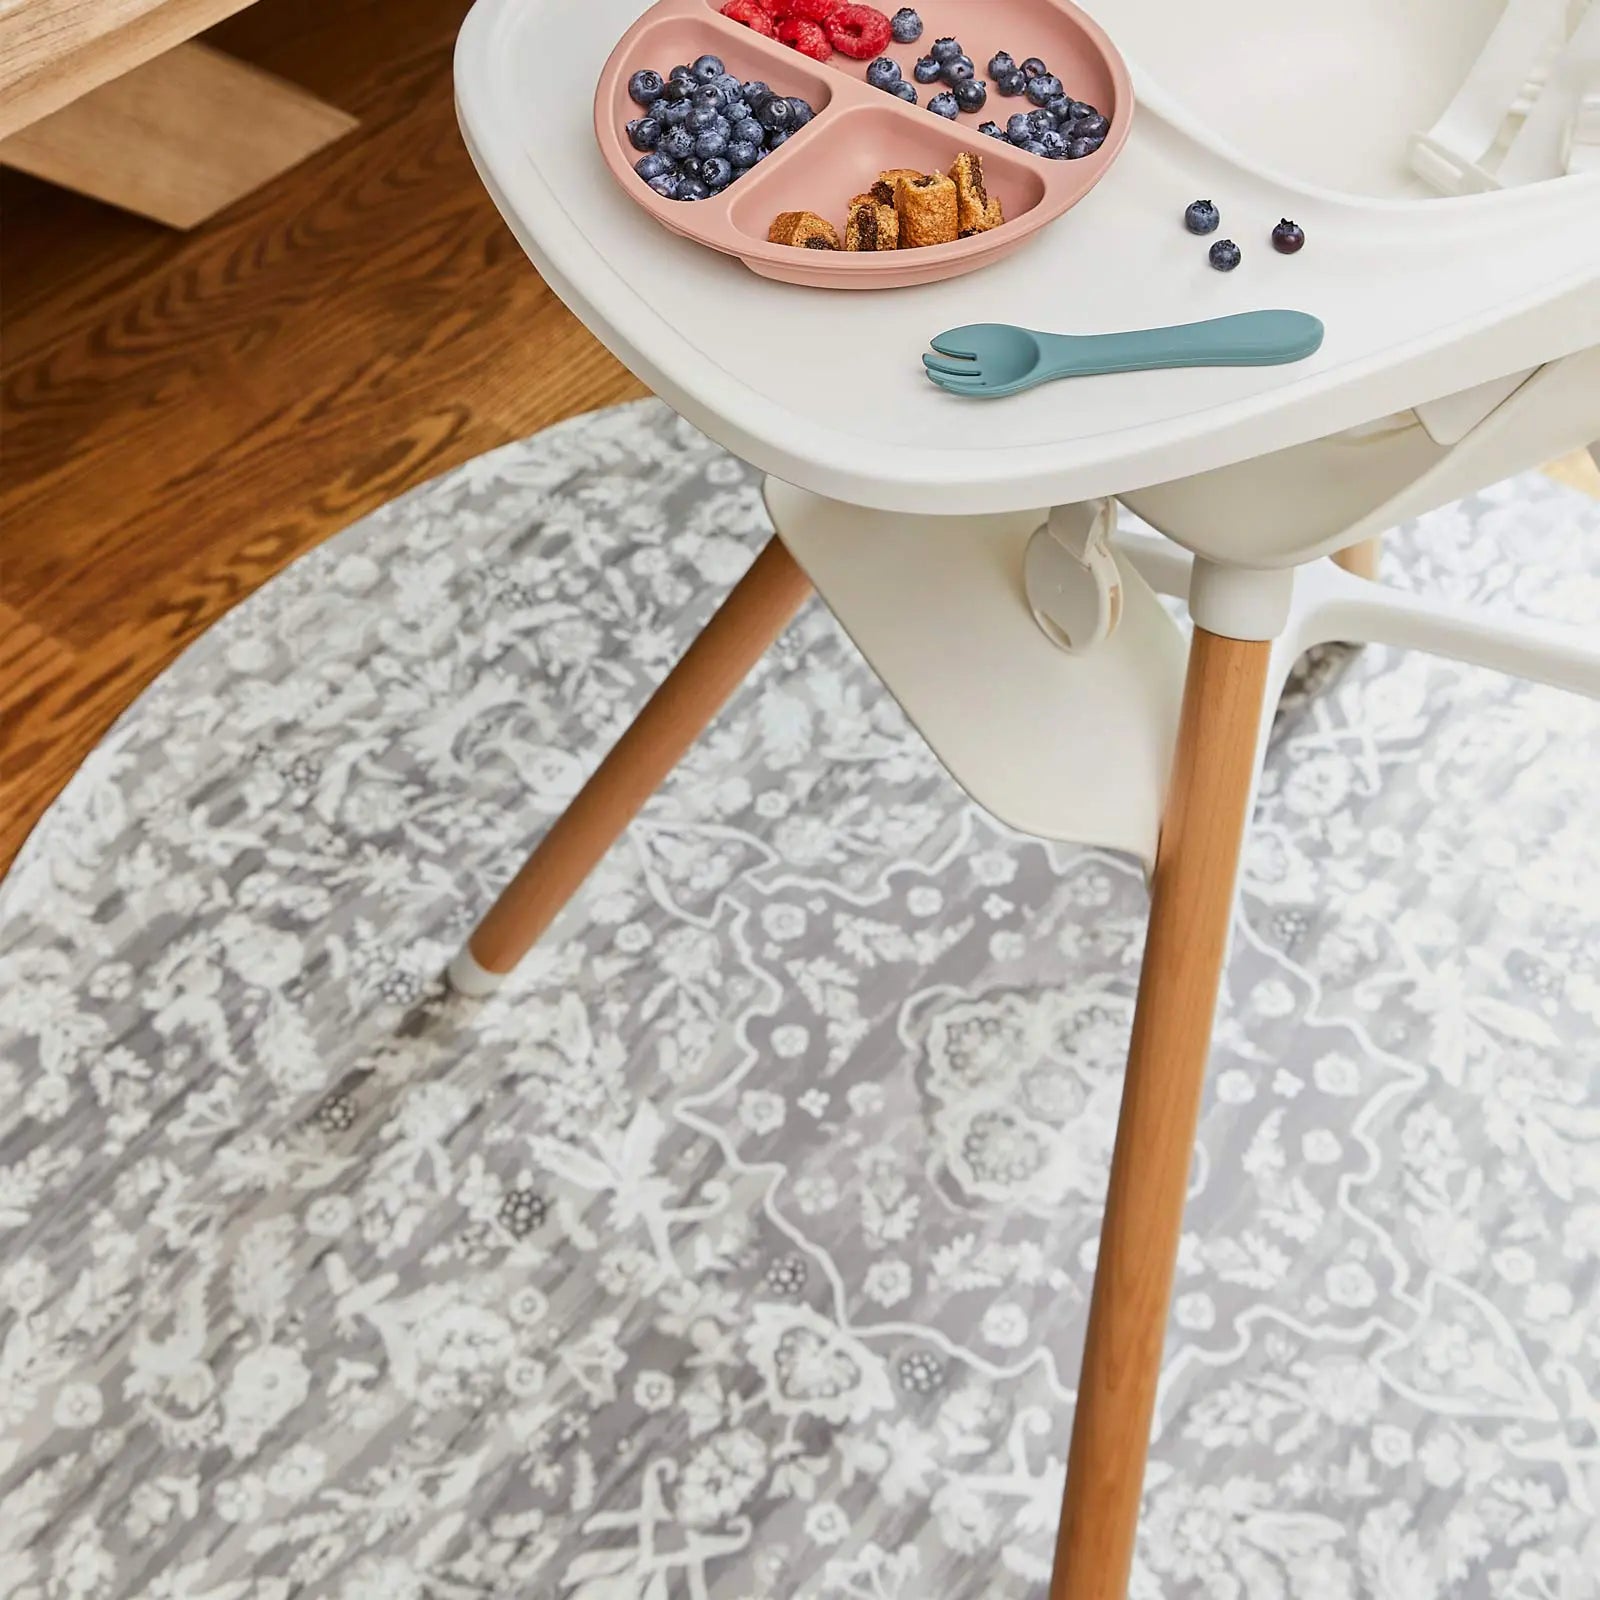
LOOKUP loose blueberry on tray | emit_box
[929,36,964,64]
[1020,56,1049,80]
[891,7,923,43]
[1209,238,1242,270]
[894,81,919,103]
[942,55,976,85]
[979,119,1006,140]
[928,90,960,119]
[627,54,816,200]
[954,79,988,113]
[1185,199,1220,234]
[1272,218,1306,253]
[1026,73,1064,106]
[913,54,943,83]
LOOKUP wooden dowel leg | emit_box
[449,535,811,995]
[1332,537,1382,580]
[1050,626,1273,1600]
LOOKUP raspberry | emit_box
[782,0,844,19]
[826,4,893,59]
[721,0,777,34]
[776,15,833,58]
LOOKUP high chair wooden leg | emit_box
[449,536,811,995]
[1050,625,1273,1600]
[1332,537,1382,580]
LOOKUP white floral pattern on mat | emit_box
[1,402,1597,1599]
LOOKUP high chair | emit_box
[453,0,1600,1590]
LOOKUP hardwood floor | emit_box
[0,0,646,874]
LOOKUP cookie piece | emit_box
[870,167,924,205]
[845,195,899,250]
[949,150,1004,234]
[768,210,843,249]
[894,171,959,247]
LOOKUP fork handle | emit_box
[1038,309,1324,377]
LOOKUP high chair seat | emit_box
[456,0,1600,556]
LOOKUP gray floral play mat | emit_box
[2,401,1598,1600]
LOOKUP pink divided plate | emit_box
[593,0,1134,287]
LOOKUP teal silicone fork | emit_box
[922,309,1325,398]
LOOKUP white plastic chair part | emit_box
[448,947,506,996]
[1498,0,1600,182]
[1414,368,1537,446]
[1407,0,1575,193]
[456,0,1600,542]
[762,479,1187,870]
[1024,500,1123,655]
[1114,525,1600,704]
[1568,86,1600,170]
[1122,344,1600,567]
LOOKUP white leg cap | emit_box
[448,947,507,997]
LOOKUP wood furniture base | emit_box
[449,536,813,996]
[0,4,355,229]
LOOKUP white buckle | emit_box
[1024,500,1123,656]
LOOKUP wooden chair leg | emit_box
[449,535,811,995]
[1050,626,1273,1600]
[1332,536,1382,580]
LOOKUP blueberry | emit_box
[693,84,724,111]
[989,50,1016,77]
[688,105,720,132]
[677,176,711,201]
[726,138,760,168]
[733,116,764,145]
[635,152,673,180]
[866,56,902,90]
[659,125,694,161]
[627,117,661,151]
[942,56,976,85]
[759,96,794,130]
[695,129,729,159]
[678,155,704,180]
[660,79,692,104]
[954,79,987,112]
[1044,94,1073,123]
[1073,110,1108,140]
[891,7,923,43]
[715,72,743,100]
[913,55,943,84]
[669,64,694,83]
[1066,135,1098,159]
[1037,129,1067,158]
[659,97,693,127]
[1272,218,1306,254]
[701,155,734,190]
[1006,112,1034,144]
[979,119,1006,139]
[894,81,918,103]
[742,81,772,108]
[788,98,815,126]
[927,90,960,119]
[628,69,665,107]
[929,37,964,64]
[1209,238,1241,270]
[1026,73,1064,106]
[1023,139,1050,157]
[691,54,724,84]
[1184,199,1220,235]
[647,173,679,199]
[1027,109,1055,137]
[1020,57,1048,80]
[724,98,751,124]
[994,68,1027,97]
[766,128,790,150]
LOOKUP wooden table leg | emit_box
[1050,625,1273,1600]
[450,535,812,995]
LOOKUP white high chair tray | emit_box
[456,0,1600,523]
